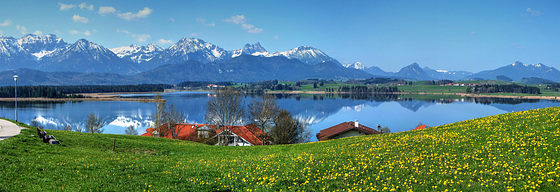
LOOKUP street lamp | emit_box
[13,75,18,122]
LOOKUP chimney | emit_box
[355,120,359,128]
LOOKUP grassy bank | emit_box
[1,107,560,191]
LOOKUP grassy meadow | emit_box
[1,107,560,191]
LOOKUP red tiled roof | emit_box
[316,121,380,141]
[140,128,157,137]
[141,123,265,145]
[413,125,427,130]
[213,124,265,145]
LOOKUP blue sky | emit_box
[0,0,558,72]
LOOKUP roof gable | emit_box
[316,121,380,141]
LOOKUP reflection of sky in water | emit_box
[1,92,560,142]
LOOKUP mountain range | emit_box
[343,61,560,82]
[0,34,559,85]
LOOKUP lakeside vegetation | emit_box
[1,107,559,191]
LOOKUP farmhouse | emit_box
[141,123,265,146]
[316,121,381,141]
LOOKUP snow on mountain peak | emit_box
[110,43,163,63]
[344,62,365,70]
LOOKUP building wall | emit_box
[332,130,365,139]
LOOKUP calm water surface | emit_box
[1,91,559,141]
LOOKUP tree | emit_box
[380,126,391,133]
[205,87,245,146]
[86,113,104,134]
[150,93,166,136]
[125,125,138,136]
[161,104,186,139]
[269,109,310,144]
[249,95,279,145]
[64,124,72,131]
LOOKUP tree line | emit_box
[546,83,560,92]
[0,84,172,98]
[0,86,82,98]
[466,84,541,94]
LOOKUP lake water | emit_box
[1,91,559,141]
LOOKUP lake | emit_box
[1,92,559,141]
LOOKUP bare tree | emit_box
[269,109,310,144]
[249,95,278,145]
[150,93,166,136]
[161,104,186,139]
[125,125,138,136]
[205,87,245,145]
[86,113,104,134]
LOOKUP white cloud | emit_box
[73,15,89,23]
[223,15,263,34]
[242,23,263,33]
[116,29,131,34]
[98,6,116,15]
[16,25,26,34]
[0,19,12,27]
[69,29,90,36]
[79,3,94,11]
[58,2,75,10]
[196,17,215,27]
[33,30,43,35]
[132,34,150,42]
[156,39,174,45]
[117,29,150,42]
[273,35,279,39]
[69,29,79,35]
[469,31,476,35]
[118,7,152,20]
[526,8,542,16]
[169,18,175,23]
[223,15,246,24]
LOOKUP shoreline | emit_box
[0,92,165,102]
[0,90,558,102]
[265,91,560,101]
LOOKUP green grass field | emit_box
[1,107,560,191]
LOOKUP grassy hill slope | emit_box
[1,107,560,191]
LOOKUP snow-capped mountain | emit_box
[40,39,141,75]
[344,62,365,70]
[423,67,473,80]
[0,36,35,69]
[269,46,341,66]
[148,38,229,68]
[230,42,268,57]
[110,44,163,63]
[18,34,69,60]
[469,61,560,81]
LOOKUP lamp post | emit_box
[13,75,18,122]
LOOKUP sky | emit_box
[0,0,559,72]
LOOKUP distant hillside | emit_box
[469,61,560,81]
[136,55,372,83]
